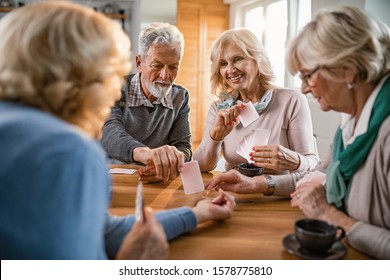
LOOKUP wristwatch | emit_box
[264,175,275,196]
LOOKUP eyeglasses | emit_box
[298,66,320,86]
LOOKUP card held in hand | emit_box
[180,160,205,195]
[135,181,145,222]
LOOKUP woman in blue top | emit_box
[0,1,235,260]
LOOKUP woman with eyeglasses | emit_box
[195,28,319,197]
[286,6,390,259]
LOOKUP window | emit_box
[231,0,311,88]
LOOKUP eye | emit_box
[233,56,244,63]
[169,65,179,71]
[219,60,228,67]
[151,64,163,70]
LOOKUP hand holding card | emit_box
[180,160,205,195]
[236,128,271,162]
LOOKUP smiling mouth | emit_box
[229,75,243,82]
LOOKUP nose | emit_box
[300,82,311,95]
[159,66,170,80]
[226,62,237,73]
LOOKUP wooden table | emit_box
[109,165,370,260]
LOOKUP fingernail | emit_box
[252,147,255,150]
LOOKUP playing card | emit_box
[252,128,271,146]
[236,128,271,163]
[135,181,145,222]
[180,160,205,195]
[238,102,259,127]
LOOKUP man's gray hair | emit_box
[138,22,184,59]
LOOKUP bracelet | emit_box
[264,175,275,196]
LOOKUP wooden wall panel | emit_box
[176,0,229,145]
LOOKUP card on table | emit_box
[238,102,259,127]
[180,160,205,195]
[109,168,137,175]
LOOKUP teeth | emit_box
[230,75,243,81]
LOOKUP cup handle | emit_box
[335,226,346,242]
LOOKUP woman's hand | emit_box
[192,189,236,223]
[209,103,244,141]
[116,207,169,260]
[290,182,357,232]
[251,144,300,171]
[290,182,331,219]
[204,169,267,194]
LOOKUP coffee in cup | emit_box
[295,219,345,254]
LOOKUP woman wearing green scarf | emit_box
[286,6,390,259]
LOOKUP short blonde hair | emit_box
[0,1,131,137]
[210,28,275,100]
[286,6,390,84]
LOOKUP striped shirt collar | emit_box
[128,72,174,109]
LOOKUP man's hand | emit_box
[134,145,185,181]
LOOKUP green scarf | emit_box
[326,77,390,208]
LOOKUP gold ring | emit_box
[267,158,271,163]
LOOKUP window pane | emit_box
[244,6,264,41]
[293,0,312,88]
[265,0,287,87]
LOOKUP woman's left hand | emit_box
[251,144,300,171]
[290,182,331,219]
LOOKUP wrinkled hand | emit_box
[116,207,169,260]
[290,182,331,219]
[204,169,265,194]
[209,103,244,141]
[137,165,161,182]
[251,144,300,171]
[134,145,185,181]
[193,189,236,223]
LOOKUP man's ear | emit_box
[136,55,142,71]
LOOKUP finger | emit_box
[176,151,185,173]
[157,152,170,181]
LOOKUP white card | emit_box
[135,181,145,222]
[238,102,259,127]
[252,128,271,146]
[180,161,204,195]
[109,168,137,174]
[236,128,271,163]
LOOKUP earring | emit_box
[347,83,354,89]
